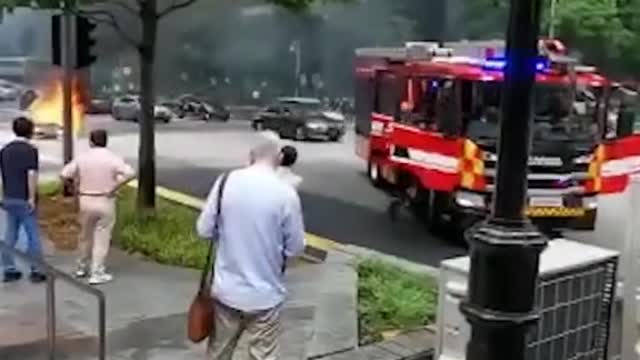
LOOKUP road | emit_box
[0,101,627,267]
[0,105,468,267]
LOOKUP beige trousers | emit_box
[77,196,116,273]
[207,301,281,360]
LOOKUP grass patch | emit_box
[38,181,208,269]
[357,258,438,345]
[116,187,208,269]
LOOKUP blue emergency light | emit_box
[482,57,549,72]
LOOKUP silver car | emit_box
[0,82,20,101]
[112,95,174,123]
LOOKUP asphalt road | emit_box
[151,119,466,266]
[1,105,467,267]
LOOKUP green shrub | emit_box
[115,187,209,269]
[357,259,438,345]
[39,180,63,197]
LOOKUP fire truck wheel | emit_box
[451,215,478,246]
[367,161,385,187]
[423,190,442,232]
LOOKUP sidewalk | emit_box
[0,208,359,360]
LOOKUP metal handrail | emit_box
[0,241,106,360]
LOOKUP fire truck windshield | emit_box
[466,81,602,143]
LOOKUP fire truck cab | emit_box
[354,39,618,240]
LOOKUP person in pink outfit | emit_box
[60,129,135,285]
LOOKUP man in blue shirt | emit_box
[0,117,45,283]
[197,136,305,360]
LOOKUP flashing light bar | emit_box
[482,57,549,72]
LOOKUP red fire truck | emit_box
[354,39,640,240]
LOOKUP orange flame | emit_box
[28,70,87,136]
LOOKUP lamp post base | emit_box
[460,219,548,360]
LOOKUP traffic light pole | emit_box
[62,11,73,165]
[460,0,548,359]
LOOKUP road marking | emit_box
[126,180,344,253]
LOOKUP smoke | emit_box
[0,7,53,58]
[0,0,454,100]
[151,0,450,99]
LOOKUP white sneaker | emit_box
[74,265,89,278]
[74,268,88,278]
[88,272,113,285]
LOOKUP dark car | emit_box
[87,96,113,114]
[251,97,346,141]
[159,100,185,118]
[176,94,230,121]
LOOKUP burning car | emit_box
[26,74,86,139]
[34,122,62,139]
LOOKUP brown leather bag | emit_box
[187,172,229,343]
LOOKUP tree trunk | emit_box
[137,0,158,210]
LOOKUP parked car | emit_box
[159,100,185,118]
[87,96,113,114]
[0,80,21,101]
[176,94,230,121]
[251,97,346,141]
[111,95,174,123]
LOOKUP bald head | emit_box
[250,132,281,167]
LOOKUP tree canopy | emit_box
[552,0,640,77]
[458,0,640,79]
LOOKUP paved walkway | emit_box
[0,208,358,360]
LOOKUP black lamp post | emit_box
[460,0,548,360]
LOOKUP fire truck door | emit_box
[355,75,376,136]
[437,80,462,136]
[616,103,637,138]
[374,71,402,118]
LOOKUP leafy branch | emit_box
[75,8,140,49]
[110,0,138,15]
[158,0,199,19]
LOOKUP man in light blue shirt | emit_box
[196,136,305,360]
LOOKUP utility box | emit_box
[436,238,619,360]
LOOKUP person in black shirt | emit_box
[0,117,45,283]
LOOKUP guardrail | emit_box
[0,242,106,360]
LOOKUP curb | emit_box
[125,181,440,274]
[126,180,343,263]
[38,176,440,274]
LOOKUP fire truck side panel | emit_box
[601,134,640,193]
[389,123,462,191]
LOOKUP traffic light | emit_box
[51,14,61,66]
[76,16,97,69]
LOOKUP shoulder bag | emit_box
[187,172,229,343]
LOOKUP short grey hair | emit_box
[250,131,281,162]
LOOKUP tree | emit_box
[454,0,640,78]
[86,0,353,211]
[551,0,640,76]
[1,0,351,211]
